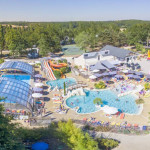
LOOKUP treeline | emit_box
[0,20,150,57]
[0,104,119,150]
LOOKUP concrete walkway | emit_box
[95,131,150,150]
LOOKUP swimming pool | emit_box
[66,89,139,114]
[46,78,76,90]
[2,75,31,84]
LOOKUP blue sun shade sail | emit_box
[0,77,33,111]
[0,61,34,76]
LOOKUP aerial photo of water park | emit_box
[1,1,150,150]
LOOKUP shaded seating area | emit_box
[101,60,116,70]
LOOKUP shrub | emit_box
[136,98,144,104]
[144,83,150,91]
[93,98,103,105]
[60,66,71,74]
[94,81,106,89]
[74,65,78,69]
[95,126,111,132]
[97,138,119,150]
[53,70,61,79]
[0,58,4,64]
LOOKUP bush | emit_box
[97,138,119,150]
[74,65,78,69]
[60,66,71,74]
[144,83,150,91]
[0,58,4,64]
[94,81,106,89]
[136,98,144,104]
[53,70,61,79]
[95,126,111,132]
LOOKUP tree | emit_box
[38,36,50,56]
[64,82,66,95]
[0,25,5,57]
[74,31,89,52]
[93,98,103,105]
[0,104,24,149]
[53,70,61,79]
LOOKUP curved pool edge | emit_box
[64,88,142,115]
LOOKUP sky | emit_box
[0,0,150,22]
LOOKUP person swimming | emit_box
[76,99,79,103]
[71,102,73,105]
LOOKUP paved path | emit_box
[95,131,150,150]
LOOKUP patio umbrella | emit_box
[114,75,123,79]
[32,93,43,98]
[35,83,44,87]
[128,70,135,74]
[92,69,99,73]
[122,70,129,73]
[135,72,144,76]
[35,74,42,78]
[33,87,43,92]
[127,74,134,78]
[133,75,140,79]
[32,142,49,150]
[89,75,97,79]
[101,105,118,115]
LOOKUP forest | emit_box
[0,20,150,57]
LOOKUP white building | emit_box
[74,45,136,69]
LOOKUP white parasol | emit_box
[32,93,43,98]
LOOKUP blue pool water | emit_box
[46,78,76,89]
[66,90,139,114]
[2,74,31,84]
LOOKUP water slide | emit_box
[49,60,67,68]
[44,61,56,80]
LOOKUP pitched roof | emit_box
[100,45,133,59]
[101,60,116,69]
[83,52,98,59]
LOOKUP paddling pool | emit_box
[46,78,76,89]
[66,89,139,114]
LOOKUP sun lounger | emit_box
[120,113,125,119]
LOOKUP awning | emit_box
[94,73,103,78]
[114,75,124,79]
[102,77,111,81]
[90,62,106,71]
[135,72,144,76]
[101,60,116,69]
[109,71,117,75]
